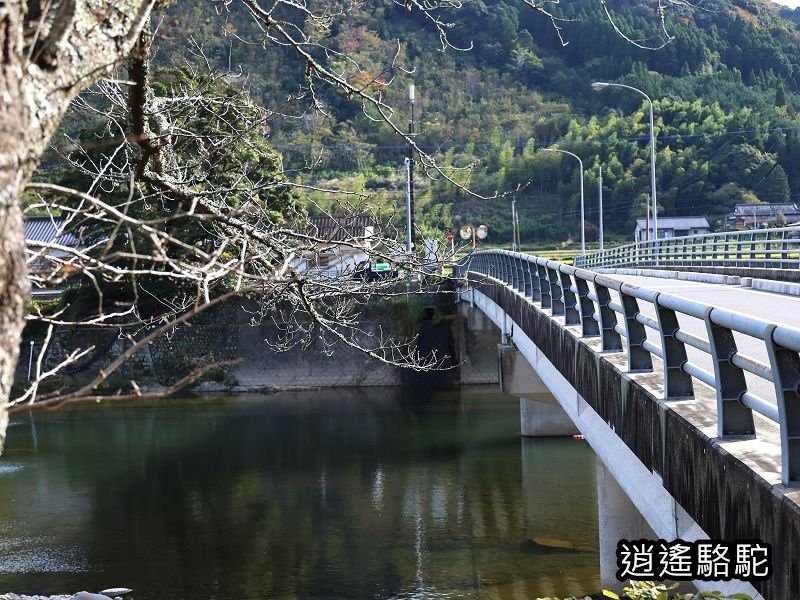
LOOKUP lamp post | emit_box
[542,148,585,256]
[406,84,416,253]
[592,81,658,249]
[598,166,604,251]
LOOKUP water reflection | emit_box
[0,387,600,599]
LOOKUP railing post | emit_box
[559,269,580,325]
[547,264,564,316]
[510,255,521,290]
[704,308,756,437]
[516,256,526,293]
[595,282,622,352]
[620,288,653,372]
[781,229,789,271]
[537,262,551,309]
[765,326,800,486]
[765,233,774,269]
[525,259,538,300]
[655,297,694,400]
[576,275,600,337]
[701,237,708,267]
[516,256,526,292]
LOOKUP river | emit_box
[0,386,600,599]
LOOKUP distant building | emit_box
[725,203,800,230]
[634,216,710,242]
[24,216,80,277]
[293,215,378,277]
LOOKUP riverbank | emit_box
[17,293,501,397]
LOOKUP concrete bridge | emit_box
[457,249,800,600]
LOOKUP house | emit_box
[724,203,800,230]
[24,216,80,277]
[634,216,710,242]
[293,215,378,277]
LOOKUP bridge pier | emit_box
[596,458,656,593]
[520,396,579,437]
[499,344,578,436]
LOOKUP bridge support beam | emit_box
[596,458,656,593]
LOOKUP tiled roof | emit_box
[635,216,709,229]
[24,217,78,247]
[730,203,800,217]
[307,215,375,242]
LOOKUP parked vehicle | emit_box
[351,259,398,282]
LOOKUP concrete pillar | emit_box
[596,457,656,593]
[520,395,579,437]
[499,344,579,437]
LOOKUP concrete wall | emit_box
[31,294,501,391]
[465,274,791,599]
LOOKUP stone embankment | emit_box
[19,292,500,392]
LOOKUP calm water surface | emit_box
[0,386,600,599]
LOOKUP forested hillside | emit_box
[82,0,800,243]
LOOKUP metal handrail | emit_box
[574,225,800,270]
[457,249,800,487]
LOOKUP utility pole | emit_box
[511,196,517,251]
[406,84,416,253]
[404,158,412,252]
[598,166,604,251]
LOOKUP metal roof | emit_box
[635,216,709,229]
[24,217,78,247]
[307,215,375,243]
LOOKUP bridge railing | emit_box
[458,249,800,487]
[574,225,800,269]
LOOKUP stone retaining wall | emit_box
[23,293,500,391]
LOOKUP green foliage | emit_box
[535,580,752,599]
[141,0,800,246]
[44,66,302,318]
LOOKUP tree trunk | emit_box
[0,0,154,453]
[0,191,29,454]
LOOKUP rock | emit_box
[0,595,72,600]
[70,593,113,600]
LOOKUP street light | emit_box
[542,148,585,256]
[592,81,658,247]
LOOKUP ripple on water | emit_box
[0,464,24,475]
[0,535,88,574]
